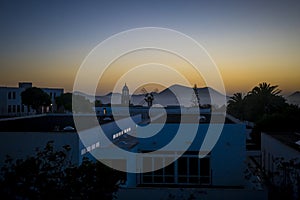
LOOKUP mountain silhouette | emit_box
[96,84,228,107]
[287,91,300,106]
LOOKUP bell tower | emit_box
[121,83,130,105]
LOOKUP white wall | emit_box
[261,132,300,174]
[130,122,246,187]
[211,124,246,186]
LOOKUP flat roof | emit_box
[264,132,300,152]
[0,114,115,132]
[0,112,236,133]
[151,114,235,124]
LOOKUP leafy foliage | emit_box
[21,87,51,113]
[251,103,300,145]
[268,157,300,200]
[227,82,286,122]
[244,83,286,121]
[55,93,93,113]
[227,93,245,120]
[227,82,300,145]
[55,93,72,112]
[0,141,124,199]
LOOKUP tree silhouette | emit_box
[227,92,245,120]
[249,82,281,96]
[21,87,51,113]
[0,141,124,199]
[227,82,286,122]
[251,103,300,145]
[55,93,93,113]
[191,84,201,107]
[227,82,300,146]
[55,93,72,112]
[245,82,285,121]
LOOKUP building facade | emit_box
[131,119,246,187]
[0,82,63,116]
[0,108,267,199]
[0,114,142,168]
[261,132,300,196]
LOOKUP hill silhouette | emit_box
[95,84,228,107]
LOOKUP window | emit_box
[153,158,164,183]
[142,157,153,183]
[12,105,16,112]
[81,148,86,155]
[8,105,11,113]
[178,157,188,175]
[13,92,16,99]
[178,157,188,183]
[164,157,175,175]
[189,157,198,175]
[189,158,200,184]
[96,142,100,148]
[8,92,11,99]
[17,105,20,112]
[50,92,52,98]
[200,157,210,184]
[21,105,24,112]
[86,146,91,152]
[164,159,175,183]
[140,155,211,185]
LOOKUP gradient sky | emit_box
[0,0,299,95]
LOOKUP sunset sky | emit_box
[0,0,299,96]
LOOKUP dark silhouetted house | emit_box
[0,82,63,116]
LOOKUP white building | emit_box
[113,111,267,199]
[261,132,300,194]
[0,108,267,199]
[126,113,246,187]
[0,114,142,168]
[261,132,300,174]
[0,82,63,116]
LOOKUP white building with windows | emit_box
[126,114,246,187]
[0,107,267,199]
[113,111,267,199]
[0,114,139,165]
[0,82,63,116]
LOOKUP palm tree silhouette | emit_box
[248,82,284,114]
[249,82,281,96]
[227,92,245,120]
[227,82,286,121]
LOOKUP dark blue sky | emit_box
[0,0,299,94]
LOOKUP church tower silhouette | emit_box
[121,83,130,105]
